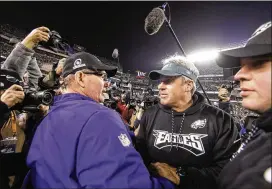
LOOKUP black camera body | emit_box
[104,99,117,110]
[143,95,159,109]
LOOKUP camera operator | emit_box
[0,69,27,189]
[122,100,136,127]
[216,21,271,189]
[1,26,50,91]
[135,55,239,189]
[26,52,178,188]
[117,93,127,114]
[0,26,54,188]
[131,102,145,130]
[218,84,232,114]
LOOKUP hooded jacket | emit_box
[27,93,174,189]
[136,92,239,189]
[218,108,272,189]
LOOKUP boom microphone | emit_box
[112,48,119,59]
[144,7,166,35]
[144,3,212,105]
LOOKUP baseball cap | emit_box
[216,21,272,68]
[62,52,117,78]
[0,69,23,89]
[149,60,199,82]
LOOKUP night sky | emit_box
[1,1,271,73]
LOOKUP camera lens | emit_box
[42,91,53,105]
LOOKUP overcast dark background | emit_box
[1,1,271,72]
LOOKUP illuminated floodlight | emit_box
[187,49,220,63]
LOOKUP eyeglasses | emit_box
[82,71,108,81]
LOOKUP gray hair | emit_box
[162,55,200,77]
[182,76,197,95]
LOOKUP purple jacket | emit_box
[27,93,174,188]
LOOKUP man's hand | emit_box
[150,162,180,185]
[55,58,66,75]
[0,84,25,108]
[37,104,49,115]
[134,125,140,136]
[18,112,28,130]
[21,26,50,50]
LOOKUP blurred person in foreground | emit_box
[27,52,178,188]
[0,69,26,189]
[0,26,52,188]
[135,55,239,189]
[216,21,272,189]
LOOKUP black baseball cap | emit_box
[216,21,272,68]
[62,52,117,78]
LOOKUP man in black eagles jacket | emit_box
[135,55,239,189]
[216,21,272,189]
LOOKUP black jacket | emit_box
[218,101,232,114]
[218,108,272,189]
[0,101,10,129]
[136,92,239,189]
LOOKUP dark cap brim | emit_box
[149,70,182,80]
[96,64,117,77]
[216,44,272,68]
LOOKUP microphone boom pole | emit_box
[163,9,212,105]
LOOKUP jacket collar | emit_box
[256,108,272,132]
[53,93,96,105]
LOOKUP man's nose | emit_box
[234,65,251,82]
[158,82,166,91]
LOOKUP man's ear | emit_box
[185,80,193,92]
[74,72,85,88]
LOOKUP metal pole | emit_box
[164,18,212,105]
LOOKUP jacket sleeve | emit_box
[180,111,240,189]
[76,110,174,189]
[1,43,42,90]
[1,43,34,79]
[26,57,42,91]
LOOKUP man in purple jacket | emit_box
[27,52,177,188]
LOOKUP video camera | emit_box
[142,95,159,109]
[0,69,56,112]
[142,88,159,109]
[220,81,239,94]
[104,99,118,110]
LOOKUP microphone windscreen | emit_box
[112,48,119,59]
[144,7,165,35]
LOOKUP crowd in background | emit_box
[0,24,257,126]
[0,23,266,189]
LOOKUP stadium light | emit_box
[187,49,219,63]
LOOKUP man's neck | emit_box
[172,96,194,112]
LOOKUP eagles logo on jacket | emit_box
[136,92,240,189]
